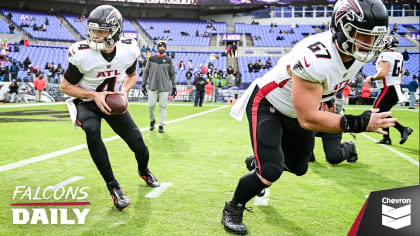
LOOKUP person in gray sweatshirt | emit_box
[142,41,177,133]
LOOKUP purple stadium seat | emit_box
[137,18,226,46]
[2,9,75,42]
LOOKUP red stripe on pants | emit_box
[374,86,389,109]
[251,81,280,175]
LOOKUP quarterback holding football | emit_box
[61,5,159,211]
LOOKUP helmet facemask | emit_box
[86,23,119,51]
[337,21,388,62]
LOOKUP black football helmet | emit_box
[86,5,123,51]
[330,0,388,62]
[383,34,399,50]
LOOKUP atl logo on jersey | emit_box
[96,70,120,78]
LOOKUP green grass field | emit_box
[0,102,418,236]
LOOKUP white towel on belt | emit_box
[394,85,408,104]
[230,80,258,121]
[65,98,79,129]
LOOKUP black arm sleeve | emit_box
[125,60,137,75]
[63,63,83,85]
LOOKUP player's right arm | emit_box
[292,73,396,134]
[290,45,396,134]
[60,63,112,115]
[366,61,390,83]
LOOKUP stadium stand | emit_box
[137,18,226,46]
[1,9,75,42]
[7,44,68,76]
[238,56,280,85]
[0,18,15,34]
[141,51,226,84]
[235,23,317,47]
[63,14,136,40]
[235,23,308,47]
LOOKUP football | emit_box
[105,93,128,115]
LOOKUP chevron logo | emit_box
[381,197,411,230]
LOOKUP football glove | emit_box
[171,87,177,97]
[141,83,148,96]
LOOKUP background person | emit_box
[142,41,177,133]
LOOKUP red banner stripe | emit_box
[348,197,369,236]
[11,202,90,206]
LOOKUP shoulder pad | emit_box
[67,41,90,68]
[290,46,324,83]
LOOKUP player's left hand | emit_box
[320,102,336,113]
[366,76,372,83]
[366,109,397,135]
[171,87,177,97]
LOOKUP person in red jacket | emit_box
[226,45,231,57]
[33,74,46,102]
[361,83,371,105]
[205,81,214,102]
[342,85,351,105]
[24,38,30,47]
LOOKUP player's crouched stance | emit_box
[61,5,159,211]
[223,0,393,234]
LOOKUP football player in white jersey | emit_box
[223,0,396,234]
[60,5,159,211]
[366,35,413,145]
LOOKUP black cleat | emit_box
[107,180,130,211]
[159,125,164,133]
[400,127,413,145]
[150,120,155,131]
[309,152,316,162]
[346,141,358,163]
[139,168,160,187]
[244,155,265,197]
[377,138,392,145]
[222,202,251,235]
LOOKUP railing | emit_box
[270,5,419,19]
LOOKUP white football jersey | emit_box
[67,38,139,93]
[375,51,403,89]
[256,31,365,118]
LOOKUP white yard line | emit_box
[145,182,174,198]
[0,106,227,173]
[360,133,419,166]
[0,144,87,173]
[253,189,270,206]
[52,176,84,190]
